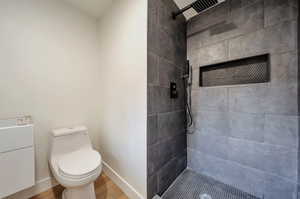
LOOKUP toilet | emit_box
[49,126,102,199]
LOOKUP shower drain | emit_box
[200,194,212,199]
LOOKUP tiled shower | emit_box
[147,0,299,199]
[147,0,187,197]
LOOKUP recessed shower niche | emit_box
[199,54,270,87]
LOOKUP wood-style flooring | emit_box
[30,173,129,199]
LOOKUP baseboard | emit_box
[5,177,58,199]
[102,161,145,199]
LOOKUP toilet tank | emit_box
[49,126,92,159]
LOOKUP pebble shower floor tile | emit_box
[162,170,261,199]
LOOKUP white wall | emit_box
[97,0,147,198]
[0,0,103,195]
[0,0,147,198]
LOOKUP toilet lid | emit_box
[58,149,101,178]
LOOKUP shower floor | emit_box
[161,170,260,199]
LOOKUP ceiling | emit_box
[64,0,113,19]
[63,0,215,21]
[173,0,199,20]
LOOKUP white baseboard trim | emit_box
[102,161,144,199]
[5,177,58,199]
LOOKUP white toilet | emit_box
[49,126,102,199]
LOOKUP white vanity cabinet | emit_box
[0,118,35,198]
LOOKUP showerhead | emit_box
[192,0,225,13]
[172,0,226,19]
[181,60,191,80]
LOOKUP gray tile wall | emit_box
[147,0,187,198]
[296,2,300,199]
[187,1,299,199]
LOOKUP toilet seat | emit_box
[58,149,101,180]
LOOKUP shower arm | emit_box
[172,4,193,19]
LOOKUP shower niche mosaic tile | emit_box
[199,54,270,87]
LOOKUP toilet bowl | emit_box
[49,126,102,199]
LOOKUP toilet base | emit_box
[62,183,96,199]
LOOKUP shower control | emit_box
[170,82,178,99]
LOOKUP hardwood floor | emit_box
[30,173,129,199]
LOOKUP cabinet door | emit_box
[0,125,33,153]
[0,147,35,198]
